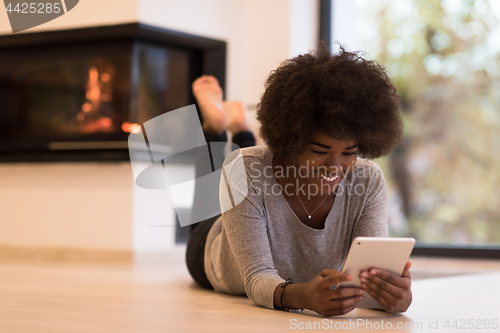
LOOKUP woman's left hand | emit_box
[359,260,412,313]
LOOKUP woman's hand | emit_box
[301,269,365,317]
[359,260,412,313]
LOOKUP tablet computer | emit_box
[334,237,415,309]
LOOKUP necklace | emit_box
[290,179,330,219]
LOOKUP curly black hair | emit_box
[256,42,403,161]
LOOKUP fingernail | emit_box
[370,269,377,275]
[361,272,368,278]
[358,296,364,301]
[360,277,366,282]
[358,289,364,295]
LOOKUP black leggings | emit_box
[185,130,255,289]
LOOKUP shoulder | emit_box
[220,146,269,219]
[223,145,271,178]
[349,158,386,192]
[346,159,387,205]
[352,159,385,181]
[224,145,269,163]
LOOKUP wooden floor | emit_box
[1,246,500,333]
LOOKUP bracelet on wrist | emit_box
[280,278,303,312]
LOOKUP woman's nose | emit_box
[325,160,342,174]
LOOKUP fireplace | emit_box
[0,23,226,162]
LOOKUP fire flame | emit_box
[76,65,115,133]
[76,63,136,134]
[121,122,141,134]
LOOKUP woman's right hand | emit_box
[302,269,365,317]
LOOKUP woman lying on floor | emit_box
[186,43,412,317]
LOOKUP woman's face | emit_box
[292,131,359,196]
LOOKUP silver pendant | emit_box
[308,215,311,219]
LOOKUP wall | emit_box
[0,163,133,251]
[0,0,319,255]
[0,0,138,34]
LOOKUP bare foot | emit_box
[223,101,249,134]
[192,75,228,134]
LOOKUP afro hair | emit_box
[256,42,403,161]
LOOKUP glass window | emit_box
[332,0,500,246]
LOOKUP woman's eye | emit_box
[312,150,327,155]
[343,151,359,156]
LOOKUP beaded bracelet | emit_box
[280,278,293,311]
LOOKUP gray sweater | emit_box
[204,145,388,310]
